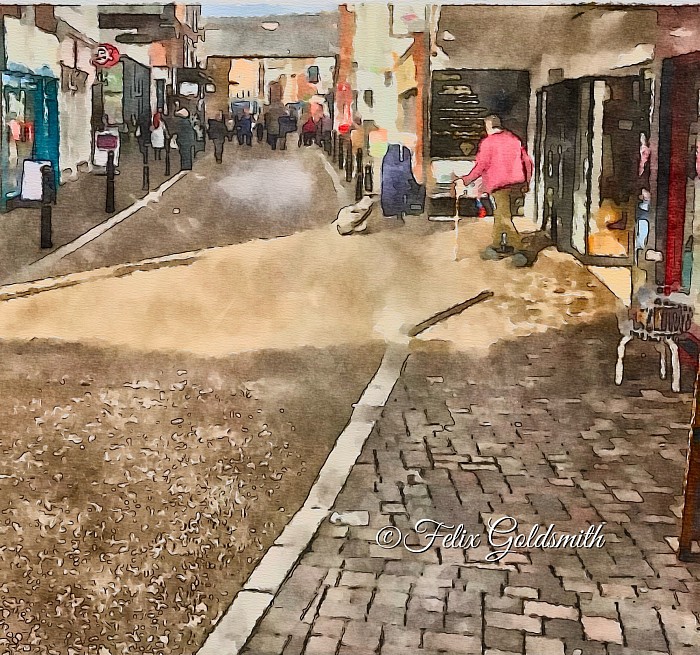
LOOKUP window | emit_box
[307,66,319,84]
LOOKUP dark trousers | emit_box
[153,148,163,160]
[237,132,252,146]
[256,123,264,141]
[213,139,224,163]
[302,133,316,146]
[180,146,194,170]
[267,132,279,150]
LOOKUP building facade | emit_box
[335,3,700,360]
[0,3,202,211]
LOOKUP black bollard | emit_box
[40,165,53,249]
[364,164,373,193]
[332,131,337,158]
[356,150,364,200]
[345,142,353,182]
[338,136,344,170]
[355,168,363,201]
[142,146,150,190]
[165,139,171,176]
[106,150,116,213]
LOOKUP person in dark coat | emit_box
[208,112,227,164]
[135,112,151,160]
[264,103,287,151]
[236,108,253,146]
[278,111,297,151]
[173,108,196,170]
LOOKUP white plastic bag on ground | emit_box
[334,196,375,235]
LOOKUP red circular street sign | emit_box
[93,44,120,68]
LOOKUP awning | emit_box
[176,68,214,85]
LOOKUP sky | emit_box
[201,2,340,17]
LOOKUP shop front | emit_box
[0,71,60,210]
[535,73,652,266]
[428,68,530,218]
[655,51,700,296]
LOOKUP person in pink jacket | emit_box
[459,115,533,255]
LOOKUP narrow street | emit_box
[10,142,349,284]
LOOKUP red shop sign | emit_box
[96,133,119,150]
[93,44,120,68]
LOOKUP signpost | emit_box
[92,43,120,69]
[94,130,120,167]
[40,165,54,249]
[106,151,116,213]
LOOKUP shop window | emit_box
[430,69,529,159]
[588,77,650,258]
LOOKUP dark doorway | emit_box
[537,74,650,265]
[539,80,580,254]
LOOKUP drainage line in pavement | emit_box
[407,290,494,337]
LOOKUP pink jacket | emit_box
[461,130,533,193]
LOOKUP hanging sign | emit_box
[93,44,120,68]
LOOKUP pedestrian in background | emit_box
[255,114,264,142]
[207,112,227,164]
[236,108,253,146]
[150,112,166,160]
[264,102,287,151]
[135,112,151,159]
[278,110,297,151]
[173,107,196,170]
[319,113,332,150]
[301,115,318,146]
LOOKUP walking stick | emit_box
[453,179,465,261]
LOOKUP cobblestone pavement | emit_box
[241,316,700,655]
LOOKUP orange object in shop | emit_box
[587,200,631,258]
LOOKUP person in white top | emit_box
[150,112,166,160]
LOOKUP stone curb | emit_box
[196,344,409,655]
[0,249,202,304]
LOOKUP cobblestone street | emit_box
[242,316,700,655]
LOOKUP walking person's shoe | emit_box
[482,232,519,260]
[481,246,503,260]
[510,251,529,267]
